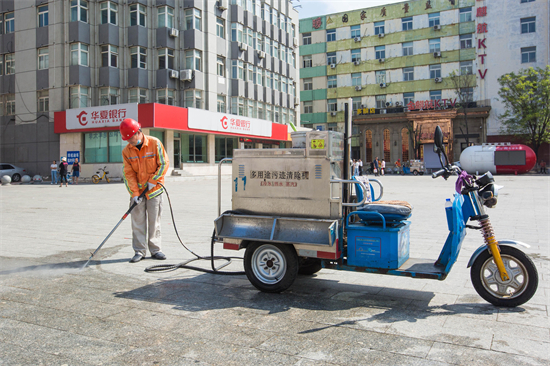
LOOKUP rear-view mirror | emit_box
[434,126,444,151]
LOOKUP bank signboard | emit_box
[187,108,272,137]
[65,103,139,130]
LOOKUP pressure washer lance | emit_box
[81,188,148,270]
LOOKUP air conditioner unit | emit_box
[378,33,385,38]
[354,60,361,66]
[433,25,441,31]
[355,85,362,91]
[354,37,361,42]
[293,38,298,47]
[258,50,266,59]
[434,77,443,83]
[217,0,228,10]
[433,51,441,58]
[380,82,387,88]
[239,43,248,51]
[169,70,179,79]
[378,58,385,63]
[361,104,366,108]
[179,69,194,81]
[386,102,392,107]
[169,28,179,37]
[330,63,336,69]
[330,111,337,116]
[395,101,401,106]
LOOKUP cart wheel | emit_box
[471,245,538,307]
[413,170,419,176]
[244,242,299,293]
[92,175,100,184]
[298,258,323,275]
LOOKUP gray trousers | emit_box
[130,194,163,256]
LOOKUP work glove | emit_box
[132,196,143,205]
[147,182,156,191]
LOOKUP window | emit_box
[130,4,146,27]
[185,50,202,71]
[402,42,413,56]
[376,70,386,84]
[352,97,361,113]
[327,75,337,89]
[326,29,336,42]
[215,136,237,162]
[84,131,126,163]
[4,12,14,33]
[0,55,3,76]
[256,33,264,51]
[376,95,386,109]
[375,46,385,60]
[185,90,203,109]
[273,73,279,90]
[69,86,90,108]
[217,95,226,113]
[429,12,440,27]
[402,17,413,31]
[303,55,312,68]
[460,61,473,75]
[328,99,337,112]
[374,21,384,35]
[101,45,118,67]
[351,49,361,63]
[5,53,14,75]
[6,94,15,115]
[157,6,174,28]
[38,47,49,70]
[273,41,279,59]
[460,87,474,102]
[303,101,313,114]
[231,96,244,116]
[37,90,49,112]
[460,34,473,49]
[157,89,175,105]
[158,48,174,69]
[352,73,361,86]
[521,47,536,63]
[327,52,336,65]
[258,101,264,119]
[231,23,243,42]
[129,88,147,103]
[70,0,88,23]
[185,9,201,31]
[38,5,49,27]
[404,92,414,106]
[351,25,360,38]
[217,57,225,77]
[303,32,311,45]
[459,7,472,23]
[430,64,441,78]
[100,87,119,105]
[430,90,442,100]
[429,38,440,52]
[216,18,225,38]
[521,0,535,2]
[130,46,146,69]
[100,2,118,25]
[521,17,536,33]
[183,134,207,163]
[303,78,313,90]
[70,43,89,66]
[403,67,414,81]
[232,60,244,79]
[0,14,3,36]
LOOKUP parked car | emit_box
[0,163,27,182]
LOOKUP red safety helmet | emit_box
[120,118,141,140]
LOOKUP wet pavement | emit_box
[0,174,548,365]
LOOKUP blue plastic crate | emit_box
[346,221,411,269]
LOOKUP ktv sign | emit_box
[188,109,272,137]
[66,103,139,130]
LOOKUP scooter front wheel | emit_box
[92,175,100,184]
[471,245,538,307]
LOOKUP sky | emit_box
[295,0,406,19]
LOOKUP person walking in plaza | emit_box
[71,158,81,184]
[374,157,380,176]
[358,159,363,176]
[58,157,69,187]
[381,159,386,176]
[352,159,359,176]
[120,118,170,263]
[50,160,58,184]
[540,160,547,174]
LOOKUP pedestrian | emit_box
[71,158,81,184]
[374,157,379,176]
[395,159,402,175]
[381,159,386,176]
[358,159,363,176]
[50,160,58,184]
[59,157,69,187]
[370,161,375,175]
[120,118,170,263]
[540,160,547,174]
[353,159,359,176]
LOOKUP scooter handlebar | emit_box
[432,169,447,179]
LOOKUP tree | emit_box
[448,71,476,146]
[407,123,422,160]
[498,66,550,159]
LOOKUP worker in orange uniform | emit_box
[120,118,170,263]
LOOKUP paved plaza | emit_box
[0,174,548,365]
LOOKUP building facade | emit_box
[0,0,300,177]
[298,0,548,166]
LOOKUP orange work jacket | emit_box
[122,134,169,200]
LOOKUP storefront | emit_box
[54,103,289,178]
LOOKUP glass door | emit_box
[173,138,181,169]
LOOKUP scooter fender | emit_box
[467,240,531,268]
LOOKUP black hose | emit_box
[144,183,245,275]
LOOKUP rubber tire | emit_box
[244,242,299,293]
[412,170,419,176]
[12,173,21,182]
[92,175,100,184]
[298,258,323,275]
[106,176,110,183]
[471,245,538,307]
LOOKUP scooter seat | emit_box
[357,200,413,222]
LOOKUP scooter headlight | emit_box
[479,183,500,208]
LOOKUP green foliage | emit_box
[497,66,550,157]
